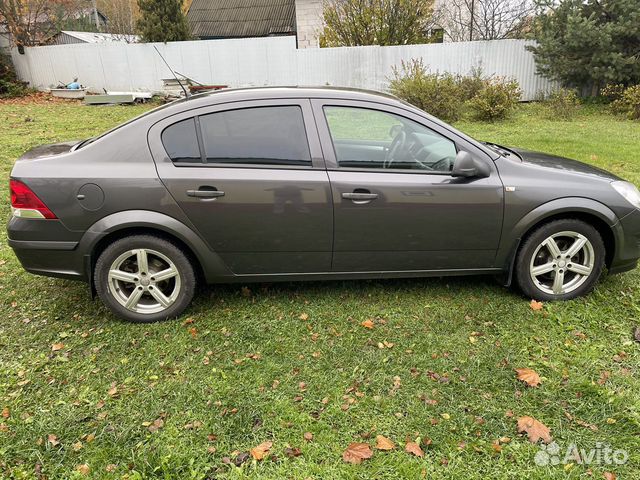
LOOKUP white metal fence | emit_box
[11,36,554,100]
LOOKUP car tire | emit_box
[95,235,196,323]
[515,219,605,301]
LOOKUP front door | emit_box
[313,101,504,272]
[150,99,333,275]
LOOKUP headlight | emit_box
[612,181,640,209]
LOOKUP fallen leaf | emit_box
[250,441,273,460]
[76,464,90,475]
[597,371,610,386]
[303,432,313,442]
[72,441,83,451]
[517,416,552,444]
[284,446,302,458]
[633,326,640,343]
[603,473,616,480]
[299,313,309,321]
[405,441,424,457]
[233,451,250,466]
[530,300,543,311]
[47,434,59,446]
[2,407,9,419]
[515,368,541,387]
[105,464,117,472]
[107,385,118,397]
[361,319,374,329]
[51,343,64,351]
[86,433,95,443]
[342,442,373,464]
[207,446,217,454]
[147,418,164,433]
[375,435,396,450]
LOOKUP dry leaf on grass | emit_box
[375,435,396,450]
[530,300,543,311]
[603,472,616,480]
[517,416,552,444]
[515,368,541,387]
[75,464,90,475]
[250,441,273,460]
[361,319,374,329]
[51,343,64,351]
[303,432,313,442]
[405,441,424,457]
[342,442,373,464]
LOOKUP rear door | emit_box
[149,99,333,275]
[312,99,504,272]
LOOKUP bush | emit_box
[545,88,581,120]
[456,67,486,101]
[467,78,521,121]
[389,59,464,123]
[609,85,640,120]
[0,52,28,98]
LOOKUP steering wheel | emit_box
[384,129,406,169]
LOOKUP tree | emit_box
[320,0,438,47]
[436,0,534,42]
[529,0,640,93]
[98,0,139,38]
[136,0,189,42]
[0,0,87,48]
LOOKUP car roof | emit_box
[167,86,404,111]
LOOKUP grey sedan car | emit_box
[8,87,640,322]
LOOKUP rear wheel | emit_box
[95,235,196,322]
[515,219,605,301]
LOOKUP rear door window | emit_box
[198,106,311,166]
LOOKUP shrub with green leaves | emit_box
[467,78,521,121]
[545,88,581,120]
[0,52,28,98]
[456,67,486,102]
[610,84,640,120]
[388,59,464,123]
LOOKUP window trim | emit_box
[156,100,322,170]
[321,104,458,176]
[310,98,496,176]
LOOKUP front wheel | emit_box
[515,219,605,301]
[95,235,196,323]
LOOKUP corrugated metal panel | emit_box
[11,37,556,100]
[187,0,296,38]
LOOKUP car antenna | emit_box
[153,45,190,99]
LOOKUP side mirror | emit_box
[451,151,490,178]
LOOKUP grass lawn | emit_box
[0,98,639,479]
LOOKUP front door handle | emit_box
[186,187,225,198]
[342,190,378,204]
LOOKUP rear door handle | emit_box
[342,190,378,204]
[186,187,225,198]
[342,192,378,200]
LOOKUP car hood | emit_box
[510,148,622,182]
[18,141,81,160]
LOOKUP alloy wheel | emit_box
[107,248,182,314]
[529,231,595,296]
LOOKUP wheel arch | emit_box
[500,198,623,285]
[78,210,233,291]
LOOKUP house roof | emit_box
[58,31,139,43]
[187,0,296,38]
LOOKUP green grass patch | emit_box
[0,100,639,479]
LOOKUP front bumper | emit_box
[7,217,88,281]
[610,209,640,274]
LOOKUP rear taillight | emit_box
[9,179,57,219]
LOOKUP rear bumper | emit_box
[7,217,88,281]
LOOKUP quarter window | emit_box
[324,106,457,172]
[199,106,311,166]
[161,118,201,163]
